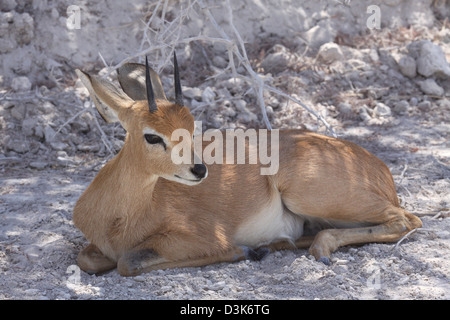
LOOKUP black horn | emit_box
[173,52,184,106]
[145,56,158,113]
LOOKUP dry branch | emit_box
[107,0,336,135]
[392,228,419,251]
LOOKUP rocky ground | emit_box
[0,1,449,300]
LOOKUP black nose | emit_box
[191,164,207,179]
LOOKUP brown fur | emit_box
[73,69,422,276]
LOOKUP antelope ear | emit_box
[75,69,133,125]
[117,63,167,102]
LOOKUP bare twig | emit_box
[1,89,117,156]
[110,0,198,72]
[53,108,89,137]
[432,154,450,171]
[198,0,272,129]
[107,0,335,135]
[398,159,408,185]
[98,51,109,68]
[87,101,115,155]
[392,228,419,251]
[199,0,335,134]
[263,84,337,137]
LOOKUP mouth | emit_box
[174,175,202,183]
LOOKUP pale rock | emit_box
[77,143,100,152]
[220,77,245,92]
[347,59,367,71]
[57,155,72,165]
[222,103,236,117]
[38,101,56,114]
[311,10,329,21]
[201,86,216,103]
[234,99,247,112]
[216,87,231,100]
[13,12,34,45]
[11,76,31,92]
[233,99,258,123]
[393,100,410,114]
[333,265,348,275]
[0,11,33,53]
[50,141,68,151]
[29,161,48,169]
[379,65,389,72]
[437,28,450,43]
[374,102,392,117]
[51,8,59,19]
[417,100,431,111]
[416,40,450,78]
[25,289,40,296]
[0,13,15,53]
[34,125,44,139]
[337,102,352,115]
[268,96,280,109]
[207,281,226,291]
[260,44,291,74]
[134,276,146,282]
[318,42,343,63]
[2,101,15,110]
[6,139,27,153]
[212,55,227,68]
[0,0,17,11]
[359,106,372,122]
[209,113,224,128]
[189,99,202,110]
[435,230,450,239]
[56,151,68,158]
[397,55,416,78]
[10,104,26,120]
[419,79,444,96]
[21,118,37,136]
[182,86,202,100]
[74,79,89,98]
[438,99,450,109]
[237,110,258,123]
[302,23,335,48]
[368,49,379,63]
[24,246,41,261]
[409,97,418,106]
[9,48,32,74]
[44,125,57,142]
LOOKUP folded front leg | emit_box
[117,245,268,276]
[77,243,116,275]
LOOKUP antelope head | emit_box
[75,53,207,185]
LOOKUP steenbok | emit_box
[73,53,422,276]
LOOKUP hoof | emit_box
[317,256,331,265]
[84,269,97,275]
[241,246,270,261]
[253,247,271,261]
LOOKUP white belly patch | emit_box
[233,196,305,248]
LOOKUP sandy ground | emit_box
[1,113,449,300]
[0,1,449,301]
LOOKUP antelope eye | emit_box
[144,134,163,145]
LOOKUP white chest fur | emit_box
[233,195,305,248]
